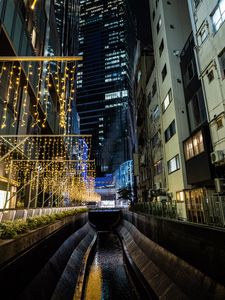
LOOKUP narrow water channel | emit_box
[83,232,141,300]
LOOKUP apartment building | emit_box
[149,0,192,218]
[188,0,225,190]
[185,0,225,225]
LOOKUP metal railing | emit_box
[131,196,225,228]
[130,201,177,219]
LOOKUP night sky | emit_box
[129,0,152,46]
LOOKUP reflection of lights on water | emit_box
[94,255,99,266]
[84,264,102,300]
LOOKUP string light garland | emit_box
[21,64,32,127]
[12,65,22,127]
[0,135,98,207]
[32,63,42,127]
[1,63,15,129]
[0,62,6,84]
[0,56,82,130]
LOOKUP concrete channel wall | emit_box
[122,210,225,287]
[20,223,96,300]
[1,209,225,300]
[0,212,90,300]
[117,219,225,300]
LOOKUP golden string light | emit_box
[12,65,22,127]
[42,62,51,128]
[30,0,38,10]
[0,62,6,84]
[1,63,14,129]
[0,57,82,130]
[32,63,42,127]
[21,64,32,127]
[59,62,68,129]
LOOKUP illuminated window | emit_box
[157,16,162,34]
[105,90,128,100]
[184,130,204,160]
[162,89,172,112]
[168,155,180,174]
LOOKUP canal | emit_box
[82,231,142,300]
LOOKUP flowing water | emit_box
[83,232,141,300]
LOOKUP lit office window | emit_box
[212,0,225,32]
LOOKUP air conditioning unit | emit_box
[210,150,224,164]
[214,178,225,193]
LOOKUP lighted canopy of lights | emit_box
[0,135,100,204]
[0,56,82,130]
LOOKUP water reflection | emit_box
[83,232,140,300]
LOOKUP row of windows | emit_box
[152,131,205,177]
[105,90,128,100]
[154,155,180,176]
[197,0,225,47]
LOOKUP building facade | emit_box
[0,0,81,209]
[148,0,192,218]
[77,0,136,175]
[186,0,225,224]
[54,0,80,134]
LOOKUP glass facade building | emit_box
[54,0,80,133]
[77,0,136,175]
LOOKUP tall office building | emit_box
[77,0,136,175]
[54,0,79,56]
[54,0,80,133]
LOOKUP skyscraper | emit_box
[54,0,80,133]
[54,0,80,56]
[77,0,136,175]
